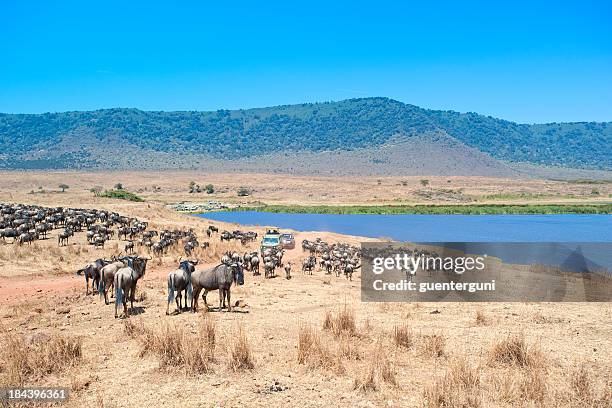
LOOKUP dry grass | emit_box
[228,324,254,371]
[136,316,216,374]
[0,331,82,386]
[353,344,398,393]
[475,310,488,326]
[423,357,482,408]
[392,323,414,349]
[297,324,334,369]
[488,333,546,369]
[322,306,356,337]
[421,332,446,358]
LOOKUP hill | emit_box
[0,98,610,173]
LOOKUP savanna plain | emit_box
[0,171,610,408]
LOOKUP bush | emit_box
[100,189,144,202]
[237,186,250,197]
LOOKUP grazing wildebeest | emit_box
[166,259,198,315]
[114,256,150,318]
[191,263,244,313]
[77,258,109,295]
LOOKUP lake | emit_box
[195,211,611,242]
[195,211,612,269]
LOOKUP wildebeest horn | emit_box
[178,256,182,262]
[192,259,199,265]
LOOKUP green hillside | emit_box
[0,98,609,170]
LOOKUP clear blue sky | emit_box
[1,0,610,123]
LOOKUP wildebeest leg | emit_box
[85,275,90,295]
[203,289,209,311]
[226,289,232,312]
[191,287,201,312]
[218,289,224,311]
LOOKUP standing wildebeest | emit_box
[77,258,109,295]
[58,228,73,246]
[125,241,135,254]
[191,263,244,313]
[166,259,198,315]
[99,257,128,304]
[302,255,316,275]
[114,256,150,318]
[250,254,260,275]
[284,262,292,280]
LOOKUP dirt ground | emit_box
[0,173,611,407]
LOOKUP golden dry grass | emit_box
[488,333,546,369]
[322,306,357,337]
[0,330,82,386]
[423,357,482,408]
[228,324,254,371]
[133,316,216,374]
[392,323,414,349]
[422,332,446,358]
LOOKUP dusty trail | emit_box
[0,230,345,305]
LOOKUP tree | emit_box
[59,183,69,192]
[114,183,123,190]
[237,186,250,197]
[420,179,429,187]
[90,186,103,196]
[205,184,214,194]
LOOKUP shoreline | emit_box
[190,203,612,215]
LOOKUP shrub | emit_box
[237,186,250,197]
[100,189,144,202]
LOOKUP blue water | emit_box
[195,211,612,270]
[195,211,612,242]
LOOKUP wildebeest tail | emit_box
[98,275,105,299]
[115,274,123,308]
[167,275,175,303]
[186,280,193,305]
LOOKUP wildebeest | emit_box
[77,258,109,295]
[284,262,292,280]
[114,256,150,318]
[302,255,316,275]
[125,241,135,254]
[99,258,128,304]
[191,263,244,313]
[58,228,73,246]
[250,254,260,275]
[166,259,198,315]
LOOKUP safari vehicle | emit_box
[280,233,295,249]
[260,229,283,253]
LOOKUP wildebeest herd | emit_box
[1,202,362,319]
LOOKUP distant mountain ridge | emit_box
[0,97,610,172]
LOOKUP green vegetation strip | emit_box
[230,204,612,215]
[99,189,144,202]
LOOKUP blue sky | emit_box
[1,0,610,123]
